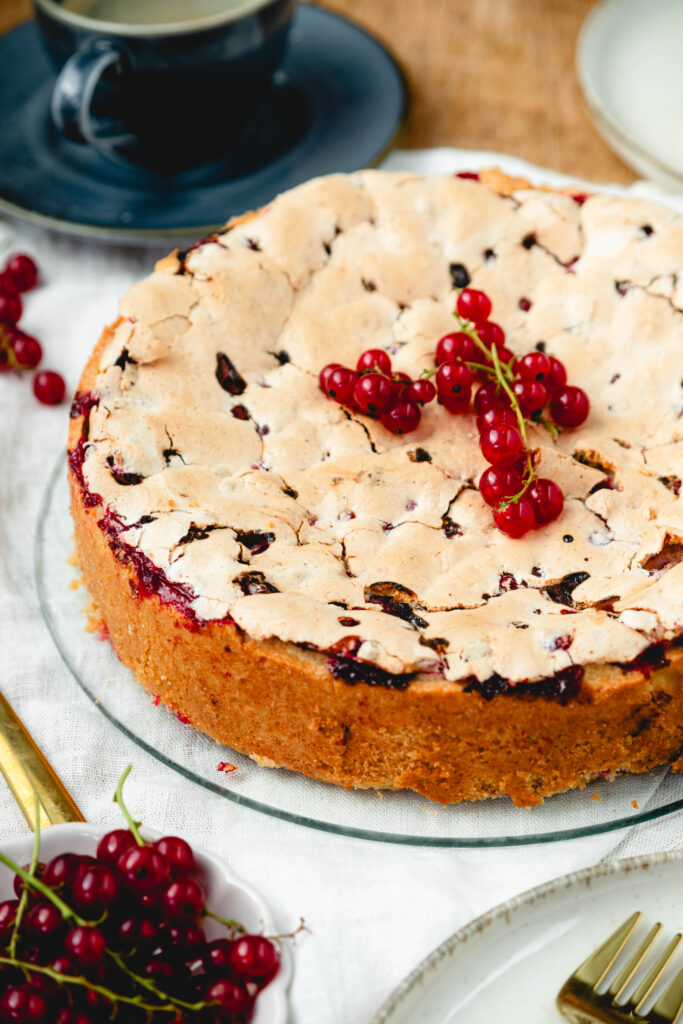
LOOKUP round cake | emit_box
[68,169,683,807]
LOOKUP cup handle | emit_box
[50,38,136,150]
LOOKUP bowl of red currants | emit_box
[0,771,290,1024]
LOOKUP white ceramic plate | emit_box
[0,822,291,1024]
[370,849,683,1023]
[577,0,683,188]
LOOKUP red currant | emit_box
[550,385,589,427]
[476,320,505,348]
[11,331,42,369]
[380,398,421,434]
[511,378,548,416]
[159,878,204,922]
[528,478,564,524]
[24,901,63,947]
[141,959,173,988]
[356,348,391,375]
[228,934,279,982]
[204,978,252,1018]
[204,938,233,974]
[353,371,393,415]
[476,405,517,434]
[435,331,478,365]
[5,254,38,292]
[325,366,357,405]
[117,845,170,895]
[44,853,82,891]
[70,865,118,916]
[474,382,510,415]
[0,291,21,325]
[479,466,525,507]
[96,829,136,868]
[158,921,206,961]
[13,863,45,901]
[113,916,158,953]
[456,288,491,324]
[0,985,48,1024]
[389,371,412,399]
[480,425,525,466]
[153,836,195,879]
[33,371,65,406]
[546,355,567,393]
[0,900,18,942]
[318,362,341,394]
[407,379,436,405]
[56,1012,93,1024]
[436,360,473,399]
[65,926,106,968]
[493,497,536,537]
[0,273,19,300]
[515,351,550,382]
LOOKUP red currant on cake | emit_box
[380,398,421,434]
[550,384,590,427]
[479,465,525,507]
[493,496,537,537]
[353,371,394,415]
[528,478,564,524]
[480,425,525,466]
[436,331,479,364]
[456,287,492,323]
[356,348,391,374]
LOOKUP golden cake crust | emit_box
[68,171,683,806]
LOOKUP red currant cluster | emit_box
[0,253,65,406]
[319,350,436,435]
[0,769,279,1023]
[318,285,590,538]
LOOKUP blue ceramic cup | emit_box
[33,0,294,170]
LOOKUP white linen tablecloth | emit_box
[1,148,682,1024]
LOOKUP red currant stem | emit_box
[0,957,197,1015]
[8,793,41,959]
[453,312,515,382]
[113,764,146,847]
[536,414,560,439]
[203,906,246,934]
[0,850,86,925]
[496,467,535,513]
[105,947,208,1012]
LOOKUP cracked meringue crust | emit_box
[68,169,683,806]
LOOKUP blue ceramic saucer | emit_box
[0,5,408,244]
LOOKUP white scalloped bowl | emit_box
[0,822,291,1024]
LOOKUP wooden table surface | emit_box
[2,0,634,185]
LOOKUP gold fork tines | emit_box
[557,913,683,1024]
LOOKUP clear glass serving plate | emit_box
[35,457,683,847]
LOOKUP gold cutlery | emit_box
[0,689,84,829]
[558,911,683,1023]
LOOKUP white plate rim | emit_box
[369,847,683,1023]
[576,0,683,186]
[0,821,292,1024]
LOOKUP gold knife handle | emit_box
[0,691,84,829]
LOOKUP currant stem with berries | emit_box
[318,284,589,538]
[0,766,283,1022]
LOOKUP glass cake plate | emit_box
[36,457,683,847]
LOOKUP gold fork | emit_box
[557,912,683,1024]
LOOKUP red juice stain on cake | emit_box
[620,643,670,677]
[464,664,584,704]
